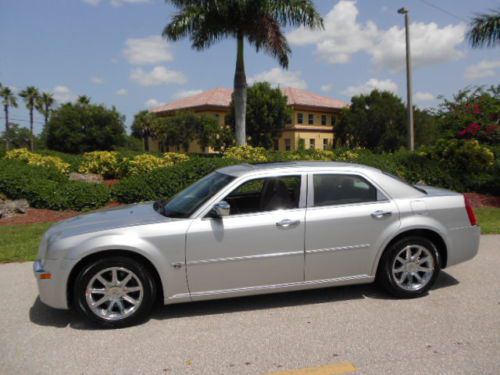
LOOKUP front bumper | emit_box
[33,258,74,310]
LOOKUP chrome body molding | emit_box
[185,250,304,266]
[306,244,370,255]
[169,274,372,300]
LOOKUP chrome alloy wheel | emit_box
[85,267,144,321]
[391,245,435,291]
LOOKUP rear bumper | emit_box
[33,258,74,310]
[446,225,480,267]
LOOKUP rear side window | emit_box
[312,174,387,207]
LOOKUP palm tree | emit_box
[131,110,156,151]
[163,0,323,145]
[76,95,91,105]
[36,92,55,127]
[467,9,500,48]
[19,86,40,151]
[0,84,18,151]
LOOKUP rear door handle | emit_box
[371,210,392,219]
[276,219,300,229]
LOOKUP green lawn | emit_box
[476,208,500,234]
[0,207,498,263]
[0,223,52,263]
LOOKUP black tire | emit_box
[73,255,156,328]
[377,236,441,298]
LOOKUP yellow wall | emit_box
[151,108,338,153]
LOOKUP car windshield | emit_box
[161,172,235,218]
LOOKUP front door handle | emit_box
[276,219,300,229]
[371,210,392,219]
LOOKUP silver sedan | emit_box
[33,162,480,327]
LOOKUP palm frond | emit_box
[467,9,500,48]
[248,15,290,68]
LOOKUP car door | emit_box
[185,174,306,299]
[305,173,400,281]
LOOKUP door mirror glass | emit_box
[212,201,231,218]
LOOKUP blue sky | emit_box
[1,0,499,134]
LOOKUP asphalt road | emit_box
[0,236,499,375]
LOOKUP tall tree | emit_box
[228,82,291,148]
[467,9,500,48]
[36,92,55,127]
[131,110,157,151]
[19,86,40,151]
[163,0,323,146]
[0,84,18,151]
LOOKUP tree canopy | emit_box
[228,82,291,149]
[45,101,126,154]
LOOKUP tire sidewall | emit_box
[73,256,156,328]
[380,236,441,298]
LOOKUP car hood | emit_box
[47,202,170,239]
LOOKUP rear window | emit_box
[313,174,387,207]
[383,172,427,194]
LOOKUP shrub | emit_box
[163,152,190,164]
[5,148,70,174]
[113,157,238,203]
[0,159,110,210]
[223,146,268,162]
[128,154,169,176]
[78,151,124,179]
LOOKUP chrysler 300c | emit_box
[34,162,480,327]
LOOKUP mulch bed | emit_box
[1,193,498,227]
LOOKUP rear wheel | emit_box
[73,256,156,328]
[378,236,440,298]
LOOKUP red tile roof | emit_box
[150,87,347,114]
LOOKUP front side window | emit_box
[313,174,387,207]
[224,176,301,215]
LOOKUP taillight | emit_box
[464,195,478,226]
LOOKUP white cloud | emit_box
[248,68,307,89]
[130,66,187,86]
[123,35,173,65]
[116,88,128,96]
[414,92,435,103]
[342,78,398,97]
[287,0,466,71]
[90,76,104,85]
[173,89,203,99]
[464,59,500,80]
[53,85,76,103]
[145,98,164,109]
[83,0,149,6]
[320,84,333,92]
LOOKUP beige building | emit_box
[150,87,347,153]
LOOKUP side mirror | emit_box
[211,200,230,218]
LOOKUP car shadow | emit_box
[29,271,459,329]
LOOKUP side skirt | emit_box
[164,274,374,304]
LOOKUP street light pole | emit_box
[398,7,414,151]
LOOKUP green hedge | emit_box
[113,157,238,203]
[0,160,110,211]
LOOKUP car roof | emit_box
[218,161,382,177]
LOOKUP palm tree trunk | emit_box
[4,105,10,151]
[29,107,34,151]
[233,34,247,146]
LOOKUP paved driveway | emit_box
[0,236,499,375]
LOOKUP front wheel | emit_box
[73,256,156,328]
[378,236,441,298]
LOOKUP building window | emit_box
[297,113,303,124]
[321,115,327,125]
[323,138,329,150]
[273,139,279,151]
[308,113,314,125]
[309,138,315,149]
[331,115,335,126]
[285,139,291,151]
